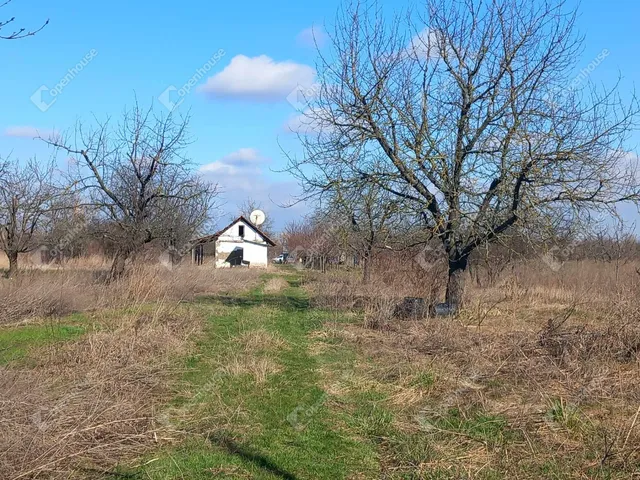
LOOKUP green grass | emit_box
[4,270,631,478]
[547,398,584,431]
[423,407,513,448]
[135,273,380,479]
[122,272,525,479]
[410,371,436,389]
[0,318,86,364]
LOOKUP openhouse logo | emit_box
[159,49,226,112]
[30,49,99,112]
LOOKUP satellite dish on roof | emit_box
[250,209,266,226]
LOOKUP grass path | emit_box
[4,270,623,478]
[136,272,380,479]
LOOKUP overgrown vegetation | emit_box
[1,261,639,478]
[0,265,261,478]
[3,0,640,477]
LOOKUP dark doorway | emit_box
[226,247,244,266]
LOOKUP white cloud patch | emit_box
[3,126,58,139]
[406,28,443,60]
[200,148,266,176]
[198,55,316,102]
[199,148,307,229]
[297,25,327,48]
[283,109,334,135]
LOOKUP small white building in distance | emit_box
[191,216,276,268]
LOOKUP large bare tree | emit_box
[288,0,640,307]
[44,104,218,279]
[0,158,60,278]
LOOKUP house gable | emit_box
[191,216,275,268]
[218,218,271,245]
[194,216,276,247]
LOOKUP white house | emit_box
[191,216,276,268]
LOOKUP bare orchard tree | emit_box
[43,193,91,262]
[0,0,48,40]
[288,0,640,307]
[283,215,342,271]
[44,104,218,280]
[324,181,404,283]
[0,158,61,277]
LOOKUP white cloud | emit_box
[283,110,331,135]
[283,112,313,134]
[222,148,262,165]
[297,25,327,48]
[199,148,307,229]
[406,28,443,60]
[200,148,266,176]
[197,55,316,102]
[3,126,58,139]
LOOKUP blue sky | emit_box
[1,0,640,230]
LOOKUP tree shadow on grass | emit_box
[207,433,299,480]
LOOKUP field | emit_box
[1,260,640,479]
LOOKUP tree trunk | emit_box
[445,255,469,308]
[6,251,18,278]
[362,246,373,284]
[109,250,128,281]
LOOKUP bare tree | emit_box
[0,158,60,277]
[288,0,640,307]
[325,181,403,283]
[41,193,91,262]
[283,215,342,272]
[0,0,48,40]
[588,222,637,283]
[44,103,218,280]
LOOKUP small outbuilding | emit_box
[191,216,276,268]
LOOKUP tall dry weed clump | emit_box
[0,305,204,478]
[0,270,92,325]
[104,264,260,306]
[307,249,447,328]
[0,263,262,477]
[488,259,640,307]
[0,264,261,325]
[263,276,289,293]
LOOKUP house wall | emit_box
[214,219,269,268]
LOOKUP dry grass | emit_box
[218,355,282,384]
[0,305,203,479]
[0,264,261,326]
[338,315,640,474]
[216,328,286,384]
[263,276,289,294]
[0,263,261,479]
[235,328,287,353]
[305,259,640,476]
